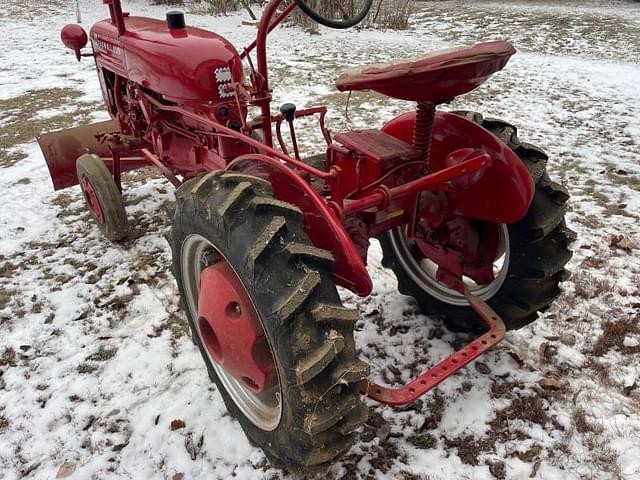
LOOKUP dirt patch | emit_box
[0,88,101,168]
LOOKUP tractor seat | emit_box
[335,41,515,104]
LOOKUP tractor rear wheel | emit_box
[380,112,575,332]
[170,171,369,471]
[76,154,128,241]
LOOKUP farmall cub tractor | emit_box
[38,0,573,470]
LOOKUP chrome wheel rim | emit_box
[387,224,510,306]
[181,234,282,431]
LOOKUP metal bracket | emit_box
[361,285,506,406]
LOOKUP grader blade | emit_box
[37,120,116,190]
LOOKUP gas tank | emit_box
[90,16,243,102]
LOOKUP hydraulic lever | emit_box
[280,103,301,160]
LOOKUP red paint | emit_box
[198,260,275,394]
[80,175,105,225]
[383,111,535,224]
[336,41,515,103]
[61,24,88,60]
[336,150,490,219]
[36,120,149,190]
[90,16,244,103]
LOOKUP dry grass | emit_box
[0,88,102,168]
[85,346,118,362]
[592,318,640,356]
[573,272,612,299]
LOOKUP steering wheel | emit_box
[294,0,373,29]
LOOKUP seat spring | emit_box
[413,102,436,166]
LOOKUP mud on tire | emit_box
[170,171,369,470]
[76,153,128,241]
[380,111,575,332]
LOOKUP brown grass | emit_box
[592,318,640,356]
[0,88,101,168]
[86,346,118,362]
[77,363,98,374]
[573,408,603,435]
[573,272,612,299]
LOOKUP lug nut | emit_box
[201,249,218,267]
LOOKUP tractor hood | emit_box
[90,16,244,103]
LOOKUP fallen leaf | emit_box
[539,342,557,362]
[507,351,524,366]
[83,415,96,431]
[185,435,198,461]
[21,463,40,477]
[530,460,542,478]
[388,365,401,376]
[539,377,566,390]
[518,445,541,462]
[56,462,75,478]
[170,419,186,431]
[112,442,128,452]
[488,460,506,479]
[623,382,637,396]
[610,234,635,252]
[475,362,491,374]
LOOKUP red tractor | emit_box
[38,0,573,470]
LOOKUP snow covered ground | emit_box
[1,0,639,478]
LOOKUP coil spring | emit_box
[413,102,436,164]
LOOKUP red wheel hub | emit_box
[414,212,501,287]
[197,260,275,394]
[80,175,105,225]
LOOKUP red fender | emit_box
[382,111,534,224]
[227,154,373,297]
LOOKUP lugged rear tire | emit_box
[380,112,575,332]
[170,171,369,471]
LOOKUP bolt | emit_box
[200,249,218,268]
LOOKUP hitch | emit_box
[361,285,506,406]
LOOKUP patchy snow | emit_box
[1,0,640,479]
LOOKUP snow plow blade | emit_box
[37,120,116,191]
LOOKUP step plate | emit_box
[361,286,506,406]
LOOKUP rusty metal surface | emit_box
[37,120,116,190]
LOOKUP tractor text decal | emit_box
[91,33,124,57]
[214,67,233,99]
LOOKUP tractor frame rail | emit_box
[361,286,506,406]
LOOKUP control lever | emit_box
[280,103,300,160]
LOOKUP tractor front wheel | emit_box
[76,154,128,241]
[170,171,369,471]
[380,113,575,332]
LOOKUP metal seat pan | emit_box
[335,41,515,103]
